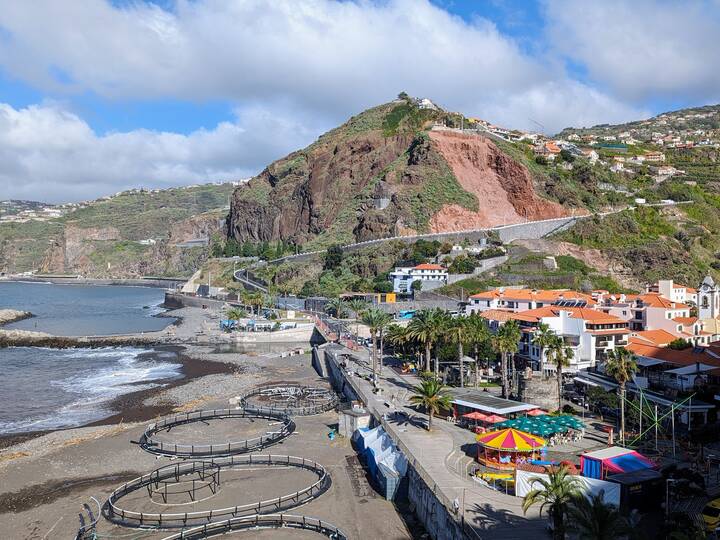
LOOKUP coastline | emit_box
[0,275,186,289]
[0,345,237,450]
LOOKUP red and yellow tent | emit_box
[476,428,546,469]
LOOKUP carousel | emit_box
[476,428,547,470]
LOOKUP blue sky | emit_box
[0,0,718,202]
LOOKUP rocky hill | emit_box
[0,184,235,277]
[227,98,570,250]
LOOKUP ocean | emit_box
[0,282,182,433]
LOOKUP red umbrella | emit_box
[463,411,489,421]
[526,409,548,417]
[484,414,508,424]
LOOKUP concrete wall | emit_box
[406,468,465,540]
[164,291,228,310]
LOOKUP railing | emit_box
[159,513,348,539]
[105,454,331,528]
[239,383,339,416]
[139,406,295,457]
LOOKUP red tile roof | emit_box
[631,329,677,347]
[627,342,720,368]
[510,306,626,325]
[413,263,445,271]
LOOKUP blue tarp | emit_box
[607,453,654,473]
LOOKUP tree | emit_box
[522,466,582,540]
[411,279,423,294]
[324,297,347,318]
[465,314,491,387]
[407,308,445,373]
[447,316,470,387]
[532,323,556,375]
[225,307,247,320]
[567,490,628,540]
[361,308,388,388]
[323,244,343,270]
[547,335,574,411]
[375,311,393,376]
[409,378,452,432]
[385,323,410,357]
[605,347,638,445]
[243,291,265,315]
[493,320,521,399]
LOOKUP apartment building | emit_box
[466,287,595,315]
[508,306,629,373]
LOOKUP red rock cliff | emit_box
[427,130,567,232]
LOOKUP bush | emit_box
[323,244,344,270]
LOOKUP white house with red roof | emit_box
[508,306,629,373]
[389,263,448,294]
[645,279,697,304]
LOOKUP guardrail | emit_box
[239,384,339,417]
[105,454,331,528]
[139,406,295,457]
[159,513,348,539]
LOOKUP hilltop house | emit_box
[389,263,447,294]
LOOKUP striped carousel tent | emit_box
[476,428,546,452]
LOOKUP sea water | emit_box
[0,282,182,433]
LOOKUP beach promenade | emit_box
[323,343,548,540]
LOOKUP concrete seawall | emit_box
[321,346,465,540]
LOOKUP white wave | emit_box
[0,347,182,434]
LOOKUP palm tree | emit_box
[375,311,393,376]
[225,307,246,320]
[447,316,469,387]
[605,347,638,445]
[409,378,452,431]
[361,307,387,388]
[567,490,628,540]
[547,335,574,411]
[242,291,265,316]
[532,322,557,375]
[493,319,521,399]
[407,308,445,374]
[465,313,490,388]
[324,297,347,318]
[522,465,582,540]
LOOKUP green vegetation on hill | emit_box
[67,185,233,240]
[0,183,235,276]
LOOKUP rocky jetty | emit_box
[0,309,33,326]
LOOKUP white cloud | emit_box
[0,102,320,202]
[544,0,720,103]
[0,0,654,201]
[0,0,641,126]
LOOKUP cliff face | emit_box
[427,130,567,231]
[228,132,412,244]
[227,101,569,249]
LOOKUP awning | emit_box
[664,363,716,375]
[635,356,667,367]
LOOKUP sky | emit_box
[0,0,719,203]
